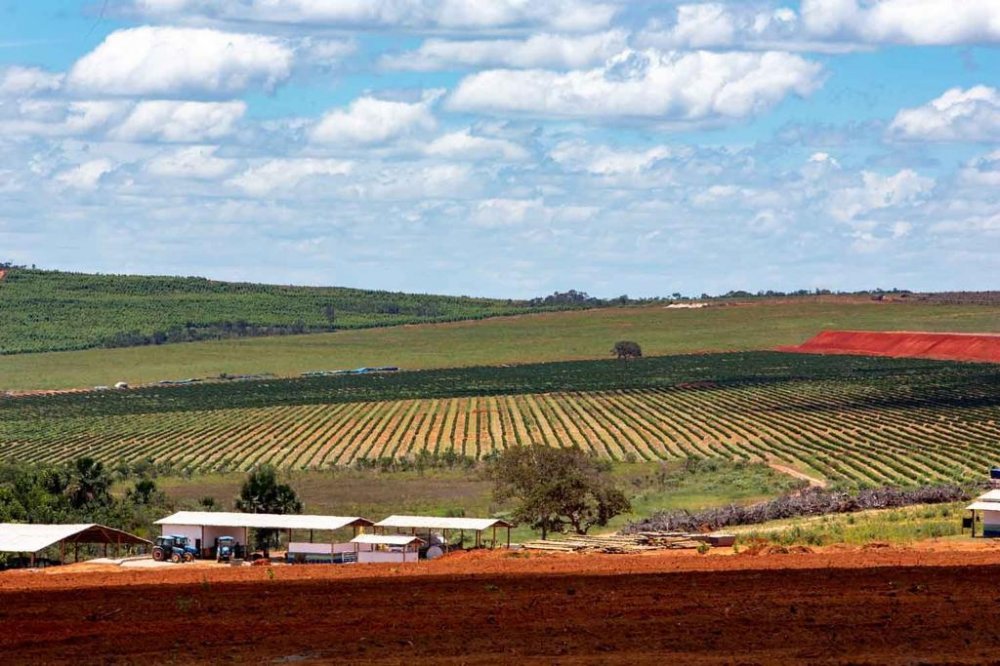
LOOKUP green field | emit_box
[0,267,578,355]
[3,298,998,391]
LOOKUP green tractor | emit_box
[152,535,198,563]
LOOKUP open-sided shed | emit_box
[155,511,374,558]
[0,523,150,567]
[374,515,512,550]
[351,534,424,564]
[966,490,1000,537]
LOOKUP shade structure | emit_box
[351,534,424,547]
[155,511,373,532]
[374,515,511,531]
[0,523,150,554]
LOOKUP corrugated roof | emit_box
[375,515,511,531]
[351,534,424,546]
[155,512,373,531]
[0,523,150,553]
[966,501,1000,512]
[975,490,1000,502]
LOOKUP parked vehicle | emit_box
[215,536,239,562]
[152,535,198,563]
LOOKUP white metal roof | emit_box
[351,534,424,546]
[375,515,511,531]
[0,523,150,553]
[155,511,373,532]
[966,501,1000,512]
[976,490,1000,502]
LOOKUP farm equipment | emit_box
[152,535,198,563]
[215,536,239,562]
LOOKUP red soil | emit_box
[3,544,1000,664]
[779,330,1000,363]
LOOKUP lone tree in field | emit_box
[235,465,302,556]
[490,445,631,539]
[612,340,642,362]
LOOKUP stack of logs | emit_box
[520,532,734,554]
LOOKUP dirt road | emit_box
[3,546,1000,664]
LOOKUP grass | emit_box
[732,502,967,546]
[3,298,998,391]
[151,460,801,543]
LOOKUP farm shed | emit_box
[966,490,1000,538]
[155,511,374,558]
[351,534,424,564]
[374,515,512,551]
[0,523,150,568]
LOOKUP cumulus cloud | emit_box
[829,169,935,222]
[228,159,353,196]
[0,100,130,137]
[68,26,294,96]
[145,145,235,179]
[801,0,1000,45]
[109,100,247,142]
[424,130,528,161]
[311,95,437,145]
[54,159,116,190]
[131,0,617,31]
[448,49,822,122]
[888,86,1000,142]
[0,66,63,97]
[549,140,676,175]
[382,31,627,71]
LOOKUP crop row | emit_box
[3,375,997,486]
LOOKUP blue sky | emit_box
[0,1,997,297]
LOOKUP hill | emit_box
[0,267,580,355]
[1,297,998,391]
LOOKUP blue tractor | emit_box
[152,535,199,563]
[215,536,239,562]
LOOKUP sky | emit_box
[0,1,997,298]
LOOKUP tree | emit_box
[235,465,302,555]
[490,445,631,539]
[67,457,112,511]
[611,340,642,362]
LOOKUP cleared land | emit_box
[2,299,999,391]
[784,330,1000,363]
[4,352,997,486]
[3,546,1000,664]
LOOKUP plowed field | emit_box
[783,330,1000,363]
[3,545,1000,664]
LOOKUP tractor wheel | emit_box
[170,552,181,564]
[183,552,195,563]
[152,548,164,562]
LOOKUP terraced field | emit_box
[3,352,997,486]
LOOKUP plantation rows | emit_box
[3,375,998,486]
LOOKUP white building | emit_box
[965,490,1000,538]
[351,534,424,564]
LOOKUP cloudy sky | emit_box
[1,1,998,297]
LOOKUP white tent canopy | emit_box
[155,511,373,532]
[0,523,150,554]
[375,515,511,531]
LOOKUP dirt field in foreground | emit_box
[4,544,1000,664]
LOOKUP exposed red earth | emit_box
[779,330,1000,363]
[4,543,1000,664]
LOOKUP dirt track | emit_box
[4,545,1000,664]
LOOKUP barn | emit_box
[155,511,374,559]
[0,523,150,568]
[966,490,1000,537]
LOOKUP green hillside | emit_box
[0,267,574,355]
[1,298,997,391]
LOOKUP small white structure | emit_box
[351,534,423,564]
[966,489,1000,538]
[0,523,150,567]
[155,511,373,558]
[375,515,512,550]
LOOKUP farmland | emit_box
[3,352,997,486]
[3,297,999,391]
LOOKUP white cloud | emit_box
[55,159,116,190]
[0,100,130,137]
[228,159,353,196]
[425,130,529,161]
[959,150,1000,187]
[338,163,477,201]
[829,169,935,222]
[470,198,544,227]
[888,86,1000,142]
[801,0,1000,45]
[448,49,822,122]
[68,26,293,96]
[109,100,246,142]
[0,66,63,97]
[550,140,675,175]
[311,95,437,145]
[145,145,235,179]
[382,30,627,71]
[132,0,618,32]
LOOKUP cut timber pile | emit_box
[520,532,727,554]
